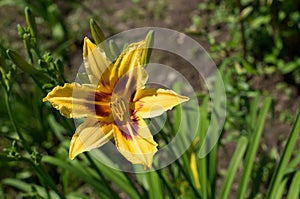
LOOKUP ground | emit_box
[0,0,299,197]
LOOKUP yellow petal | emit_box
[83,37,111,86]
[83,37,96,58]
[110,41,145,87]
[43,83,109,118]
[113,119,157,168]
[133,88,189,118]
[69,117,113,160]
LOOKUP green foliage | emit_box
[190,0,300,84]
[0,1,299,199]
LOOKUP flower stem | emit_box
[5,91,31,153]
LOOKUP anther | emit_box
[111,97,128,122]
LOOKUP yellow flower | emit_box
[43,36,189,168]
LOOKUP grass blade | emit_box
[265,108,300,199]
[2,178,60,199]
[287,172,300,199]
[146,171,164,199]
[236,97,272,199]
[198,95,209,199]
[288,152,300,169]
[91,156,142,199]
[220,136,248,199]
[273,178,288,199]
[42,156,111,199]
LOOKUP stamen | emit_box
[111,97,128,122]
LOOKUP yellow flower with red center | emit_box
[43,35,189,168]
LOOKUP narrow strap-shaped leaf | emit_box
[289,153,300,170]
[2,178,60,199]
[287,172,300,199]
[265,108,300,199]
[109,39,120,61]
[6,49,51,86]
[91,156,142,199]
[220,136,248,199]
[146,171,164,199]
[273,178,288,199]
[237,97,272,199]
[199,95,209,199]
[43,156,111,198]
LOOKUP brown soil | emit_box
[1,0,299,198]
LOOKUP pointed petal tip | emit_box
[113,123,158,169]
[69,145,79,160]
[69,153,76,160]
[182,95,190,102]
[83,37,96,58]
[69,133,83,160]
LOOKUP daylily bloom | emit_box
[43,35,189,168]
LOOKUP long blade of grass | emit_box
[249,93,259,129]
[288,152,300,169]
[2,178,60,199]
[84,154,121,199]
[198,95,209,199]
[2,178,31,192]
[172,85,201,198]
[91,156,142,199]
[265,108,300,199]
[236,97,272,199]
[273,178,288,199]
[42,156,111,199]
[287,172,300,199]
[220,136,248,199]
[208,141,218,199]
[146,171,164,199]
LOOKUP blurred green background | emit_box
[0,0,300,198]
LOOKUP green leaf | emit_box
[198,95,209,199]
[0,51,8,72]
[86,156,141,199]
[279,60,300,74]
[109,39,120,61]
[2,178,31,192]
[7,49,39,75]
[274,178,288,199]
[42,156,111,199]
[289,152,300,169]
[146,171,164,199]
[2,178,60,199]
[6,49,50,85]
[251,16,271,29]
[220,136,248,199]
[266,108,300,199]
[240,6,253,20]
[287,172,300,199]
[237,97,272,199]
